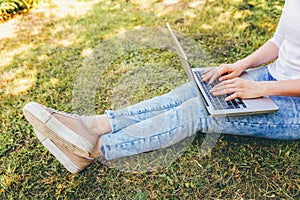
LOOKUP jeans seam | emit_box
[111,99,185,118]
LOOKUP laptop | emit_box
[166,23,279,116]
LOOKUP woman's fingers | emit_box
[210,78,261,100]
[211,79,236,92]
[210,78,242,99]
[218,72,238,82]
[207,66,230,84]
[210,84,236,95]
[202,63,245,83]
[203,68,214,75]
[201,68,215,82]
[202,66,227,83]
[211,86,243,101]
[225,92,241,101]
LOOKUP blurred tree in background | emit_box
[0,0,39,22]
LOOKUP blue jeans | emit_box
[100,66,300,160]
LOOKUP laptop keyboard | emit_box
[194,70,247,110]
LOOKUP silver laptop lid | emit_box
[166,22,211,115]
[166,23,195,84]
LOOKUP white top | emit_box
[268,0,300,80]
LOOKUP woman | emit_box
[23,0,300,173]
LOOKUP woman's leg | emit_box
[104,82,199,133]
[99,95,300,160]
[23,66,299,172]
[223,66,300,139]
[103,66,275,134]
[23,82,199,159]
[223,94,300,140]
[99,96,224,160]
[97,66,300,160]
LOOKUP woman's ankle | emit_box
[90,138,103,158]
[83,114,112,135]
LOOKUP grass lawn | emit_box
[1,0,299,199]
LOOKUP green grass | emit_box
[1,0,299,199]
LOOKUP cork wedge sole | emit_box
[23,102,93,157]
[34,129,81,173]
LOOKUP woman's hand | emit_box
[202,41,279,84]
[201,61,248,84]
[210,78,264,101]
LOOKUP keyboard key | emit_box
[231,100,240,108]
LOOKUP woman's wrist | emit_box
[235,59,251,71]
[260,81,280,97]
[260,81,270,96]
[260,80,300,97]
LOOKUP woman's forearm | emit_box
[237,40,279,69]
[261,79,300,97]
